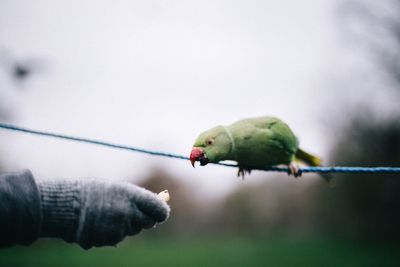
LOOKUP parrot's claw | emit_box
[288,162,302,178]
[237,167,251,179]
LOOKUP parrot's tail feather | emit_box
[295,148,335,186]
[295,148,322,166]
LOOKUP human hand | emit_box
[38,179,170,249]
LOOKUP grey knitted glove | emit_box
[37,179,170,249]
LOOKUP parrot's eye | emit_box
[207,139,214,146]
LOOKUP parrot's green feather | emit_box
[193,116,298,167]
[193,116,331,183]
[227,116,298,167]
[295,148,322,166]
[295,148,334,185]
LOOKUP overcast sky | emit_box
[0,0,363,196]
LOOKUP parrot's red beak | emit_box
[190,147,208,167]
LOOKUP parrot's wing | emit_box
[258,117,299,156]
[231,117,298,166]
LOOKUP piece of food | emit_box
[157,190,170,202]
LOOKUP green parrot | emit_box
[190,116,331,182]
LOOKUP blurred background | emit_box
[0,0,400,266]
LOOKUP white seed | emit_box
[157,190,170,202]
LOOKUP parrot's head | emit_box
[190,126,233,167]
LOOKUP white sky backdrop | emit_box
[0,0,378,197]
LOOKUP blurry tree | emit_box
[0,82,9,173]
[211,178,318,237]
[0,48,48,86]
[0,47,49,172]
[311,0,400,245]
[313,115,400,244]
[135,168,320,238]
[341,0,400,90]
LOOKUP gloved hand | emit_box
[37,179,170,249]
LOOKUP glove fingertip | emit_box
[155,200,170,223]
[141,196,170,222]
[131,186,171,223]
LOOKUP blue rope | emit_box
[1,122,400,174]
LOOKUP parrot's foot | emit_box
[237,167,251,179]
[288,162,302,178]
